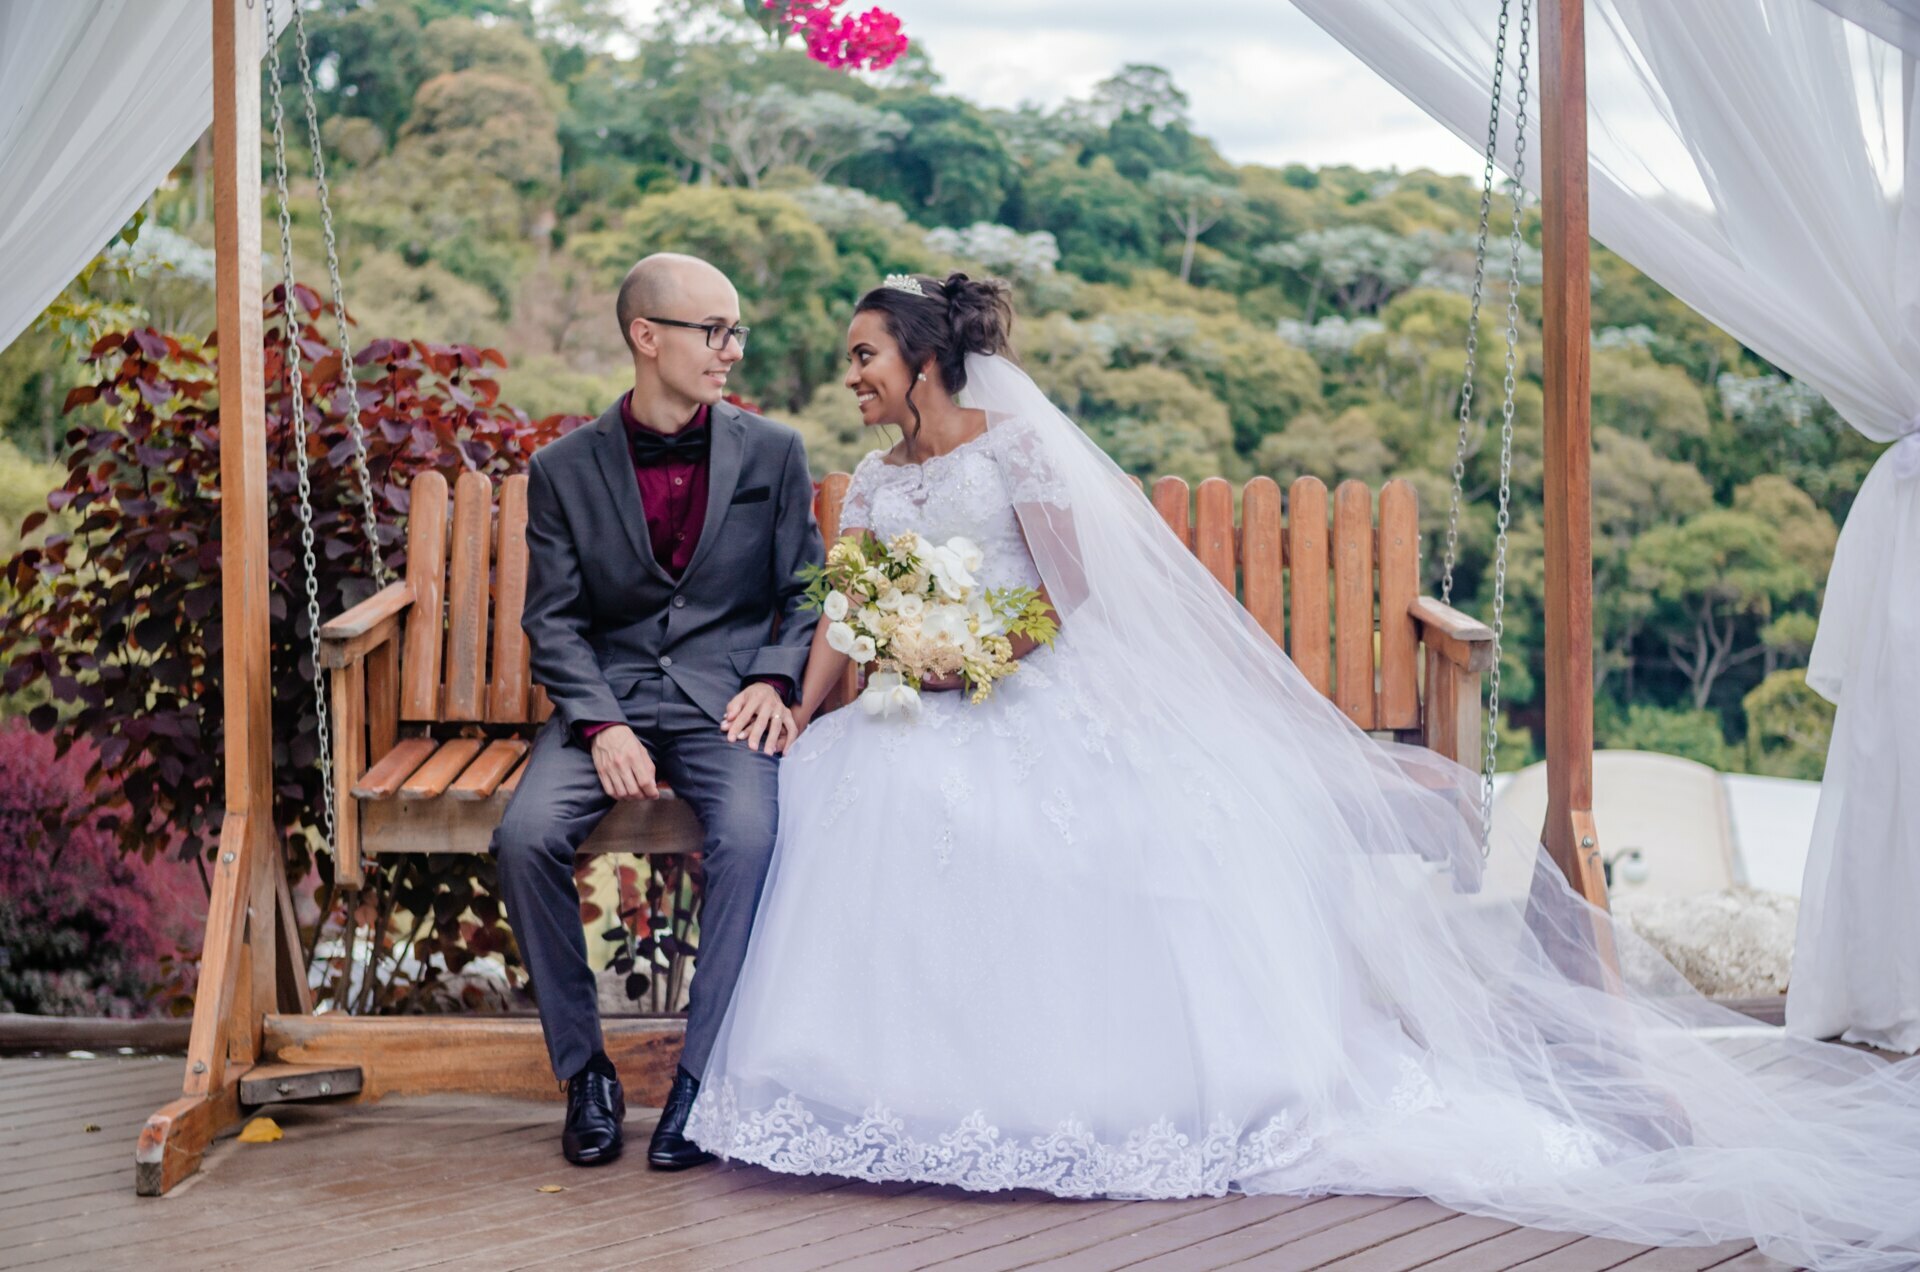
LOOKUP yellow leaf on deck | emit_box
[237,1116,283,1144]
[536,1184,565,1193]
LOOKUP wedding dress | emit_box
[688,354,1920,1270]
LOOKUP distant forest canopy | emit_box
[0,0,1870,776]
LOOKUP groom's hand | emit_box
[589,724,660,800]
[723,683,797,754]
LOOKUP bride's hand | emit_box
[920,672,965,692]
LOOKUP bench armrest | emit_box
[320,581,414,668]
[1409,596,1495,672]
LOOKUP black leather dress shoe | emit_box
[647,1068,716,1171]
[562,1068,626,1166]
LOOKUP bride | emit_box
[687,272,1920,1269]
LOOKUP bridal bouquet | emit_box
[801,532,1057,718]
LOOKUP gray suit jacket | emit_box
[521,398,824,734]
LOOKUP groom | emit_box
[493,253,822,1169]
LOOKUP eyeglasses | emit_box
[646,317,751,352]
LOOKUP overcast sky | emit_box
[616,0,1484,175]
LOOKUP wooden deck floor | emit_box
[1,1057,1796,1272]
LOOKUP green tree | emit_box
[1597,703,1732,769]
[1149,172,1240,285]
[578,186,840,411]
[1628,510,1813,710]
[1015,155,1156,282]
[844,95,1017,226]
[1742,669,1834,780]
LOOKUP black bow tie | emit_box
[629,424,709,467]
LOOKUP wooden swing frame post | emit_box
[135,0,1608,1196]
[1538,0,1608,911]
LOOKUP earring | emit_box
[917,373,926,381]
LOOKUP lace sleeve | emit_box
[837,449,887,533]
[990,413,1071,511]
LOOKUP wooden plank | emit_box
[398,737,485,799]
[1606,1242,1761,1269]
[1152,476,1191,551]
[1241,477,1285,646]
[1538,0,1604,912]
[362,786,701,856]
[1332,479,1377,728]
[1412,596,1497,672]
[443,470,492,722]
[329,658,365,888]
[1413,1224,1588,1270]
[1315,1210,1516,1270]
[262,1014,685,1106]
[0,1014,191,1051]
[183,812,256,1096]
[1287,476,1331,697]
[489,474,533,723]
[1513,1236,1663,1270]
[1124,1193,1406,1269]
[1193,476,1236,593]
[350,736,438,800]
[1377,478,1420,730]
[399,469,449,720]
[134,1080,243,1197]
[273,864,315,1015]
[448,738,529,800]
[500,752,532,794]
[317,580,412,668]
[366,635,399,759]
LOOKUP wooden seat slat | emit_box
[448,739,530,801]
[499,751,531,795]
[352,737,439,800]
[399,738,485,800]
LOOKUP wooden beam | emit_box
[142,0,272,1195]
[1537,0,1607,911]
[264,1014,686,1107]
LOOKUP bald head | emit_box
[616,253,735,353]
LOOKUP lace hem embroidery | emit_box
[687,1079,1315,1199]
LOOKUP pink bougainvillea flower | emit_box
[765,0,909,72]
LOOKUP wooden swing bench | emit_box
[318,465,1495,891]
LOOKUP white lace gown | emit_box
[689,436,1551,1195]
[687,416,1920,1267]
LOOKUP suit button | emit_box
[672,595,686,608]
[659,655,673,668]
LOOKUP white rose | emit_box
[822,590,850,622]
[825,620,856,654]
[859,604,884,628]
[860,567,889,591]
[876,587,906,613]
[848,634,877,664]
[896,591,925,619]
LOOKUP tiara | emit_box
[882,273,926,297]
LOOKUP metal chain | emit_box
[1440,0,1511,607]
[264,0,338,860]
[287,0,390,587]
[1479,0,1531,851]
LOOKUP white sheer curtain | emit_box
[0,0,221,353]
[1289,0,1920,1052]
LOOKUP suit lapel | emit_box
[679,402,745,584]
[590,405,673,585]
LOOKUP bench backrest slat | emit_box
[488,475,533,724]
[443,471,492,722]
[399,470,449,720]
[1377,481,1421,729]
[1333,479,1377,729]
[1287,477,1332,697]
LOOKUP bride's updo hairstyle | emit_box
[855,271,1014,441]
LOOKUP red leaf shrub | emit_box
[0,288,589,1009]
[0,722,201,1017]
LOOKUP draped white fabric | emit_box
[1288,0,1920,1053]
[0,0,218,354]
